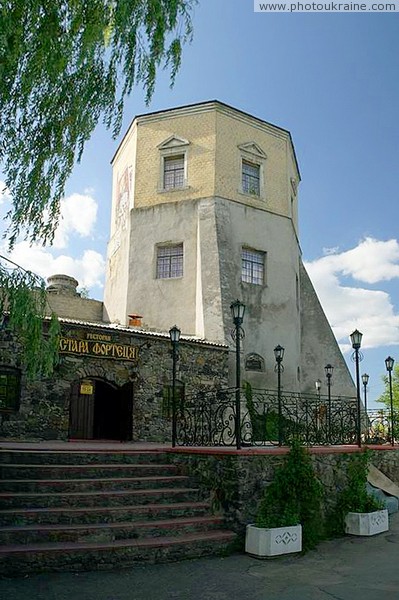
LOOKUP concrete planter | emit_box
[345,509,389,536]
[245,524,302,558]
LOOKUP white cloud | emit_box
[53,192,98,249]
[322,246,340,256]
[314,237,399,285]
[7,242,106,290]
[0,181,11,205]
[305,238,399,352]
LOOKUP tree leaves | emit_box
[377,363,399,409]
[0,256,60,379]
[0,0,196,247]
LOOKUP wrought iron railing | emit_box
[175,387,360,448]
[364,409,399,445]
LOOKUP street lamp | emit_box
[385,356,395,446]
[230,300,245,450]
[274,345,285,447]
[362,373,370,443]
[350,329,363,448]
[169,325,181,448]
[325,364,334,443]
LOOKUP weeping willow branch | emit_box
[0,255,60,379]
[0,0,196,248]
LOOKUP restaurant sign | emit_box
[59,332,138,362]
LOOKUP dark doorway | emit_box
[69,379,133,441]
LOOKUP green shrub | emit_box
[255,440,323,550]
[328,451,384,536]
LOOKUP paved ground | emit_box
[1,513,399,600]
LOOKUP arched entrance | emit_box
[69,378,133,441]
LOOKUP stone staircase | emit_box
[0,448,236,576]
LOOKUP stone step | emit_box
[0,450,170,466]
[0,487,200,509]
[0,475,190,493]
[0,501,212,526]
[0,530,237,576]
[0,462,181,479]
[0,515,225,545]
[0,448,235,576]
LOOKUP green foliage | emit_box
[328,451,384,536]
[255,440,323,550]
[191,456,237,513]
[0,257,60,379]
[0,0,196,247]
[377,363,399,410]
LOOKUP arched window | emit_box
[245,353,265,372]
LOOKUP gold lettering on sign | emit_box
[86,333,112,342]
[59,337,138,362]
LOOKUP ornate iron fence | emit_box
[175,387,359,447]
[365,409,399,445]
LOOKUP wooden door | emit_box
[69,380,95,439]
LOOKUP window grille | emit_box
[156,244,183,279]
[0,367,21,412]
[242,248,264,285]
[164,155,185,190]
[242,160,260,195]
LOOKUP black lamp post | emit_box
[325,364,334,443]
[274,345,285,447]
[169,325,181,448]
[230,300,245,450]
[385,356,395,446]
[350,329,363,448]
[362,373,369,442]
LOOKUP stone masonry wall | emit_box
[0,325,228,442]
[171,448,399,534]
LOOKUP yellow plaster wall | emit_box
[133,110,217,208]
[111,103,299,224]
[214,107,295,219]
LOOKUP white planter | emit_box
[245,523,302,558]
[345,509,389,536]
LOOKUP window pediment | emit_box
[158,135,190,150]
[238,142,267,160]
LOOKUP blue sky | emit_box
[1,2,399,406]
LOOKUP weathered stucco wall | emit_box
[46,294,105,323]
[299,261,356,397]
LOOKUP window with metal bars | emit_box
[161,382,185,418]
[163,155,185,190]
[241,248,264,285]
[0,367,21,413]
[156,244,183,279]
[242,160,260,196]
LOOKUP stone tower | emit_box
[103,101,355,395]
